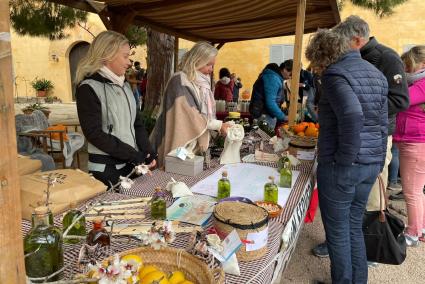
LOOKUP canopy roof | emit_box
[51,0,340,43]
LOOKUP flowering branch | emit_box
[108,164,151,192]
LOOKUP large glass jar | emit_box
[150,187,167,220]
[217,171,231,200]
[62,202,86,244]
[24,206,64,283]
[264,176,279,204]
[86,219,110,247]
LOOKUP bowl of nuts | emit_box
[254,201,283,218]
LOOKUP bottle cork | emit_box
[222,171,228,177]
[34,206,49,215]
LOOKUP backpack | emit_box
[249,75,265,119]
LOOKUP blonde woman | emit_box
[306,29,388,284]
[393,46,425,246]
[75,30,156,186]
[150,41,231,167]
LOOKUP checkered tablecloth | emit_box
[21,129,316,284]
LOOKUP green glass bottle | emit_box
[217,171,231,200]
[151,187,167,220]
[24,206,64,283]
[62,202,86,244]
[264,176,279,204]
[279,157,292,188]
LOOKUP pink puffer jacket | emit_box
[393,77,425,143]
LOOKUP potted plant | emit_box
[22,103,51,118]
[31,77,54,97]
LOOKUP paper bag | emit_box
[20,169,107,220]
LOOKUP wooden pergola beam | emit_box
[0,1,26,283]
[288,0,307,126]
[133,15,205,42]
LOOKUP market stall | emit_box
[21,129,316,283]
[1,1,340,283]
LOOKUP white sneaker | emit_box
[405,234,419,247]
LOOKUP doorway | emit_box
[69,41,90,101]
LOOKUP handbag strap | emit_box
[378,175,387,222]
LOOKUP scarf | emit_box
[407,68,425,86]
[194,71,216,120]
[99,66,125,87]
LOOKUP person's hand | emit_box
[148,159,157,169]
[220,122,232,136]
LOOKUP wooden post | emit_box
[0,1,26,283]
[174,37,179,72]
[288,0,306,126]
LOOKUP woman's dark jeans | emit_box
[318,162,380,284]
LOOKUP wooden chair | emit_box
[18,125,81,169]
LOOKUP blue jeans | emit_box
[318,162,380,284]
[388,143,400,184]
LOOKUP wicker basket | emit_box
[104,247,224,284]
[288,136,316,161]
[213,201,269,261]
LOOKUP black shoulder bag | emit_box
[362,176,407,265]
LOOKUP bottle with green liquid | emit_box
[150,187,167,220]
[264,176,279,204]
[62,202,86,244]
[217,171,231,200]
[279,156,292,188]
[24,206,64,283]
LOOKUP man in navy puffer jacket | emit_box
[306,29,388,284]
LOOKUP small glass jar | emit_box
[86,219,110,247]
[217,171,231,200]
[264,176,279,204]
[62,202,86,244]
[150,187,167,220]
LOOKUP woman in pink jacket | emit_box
[394,45,425,246]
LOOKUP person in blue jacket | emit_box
[305,29,388,284]
[258,61,292,128]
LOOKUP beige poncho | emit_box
[150,72,211,167]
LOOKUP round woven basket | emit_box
[213,201,269,261]
[104,247,224,284]
[288,136,316,161]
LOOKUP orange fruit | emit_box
[297,132,305,137]
[305,126,318,137]
[293,124,306,134]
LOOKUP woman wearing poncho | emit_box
[150,42,231,167]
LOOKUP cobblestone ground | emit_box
[283,198,425,284]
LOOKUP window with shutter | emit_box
[269,44,294,64]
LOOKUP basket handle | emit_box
[213,267,225,284]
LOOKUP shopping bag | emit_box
[304,186,318,223]
[362,176,406,265]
